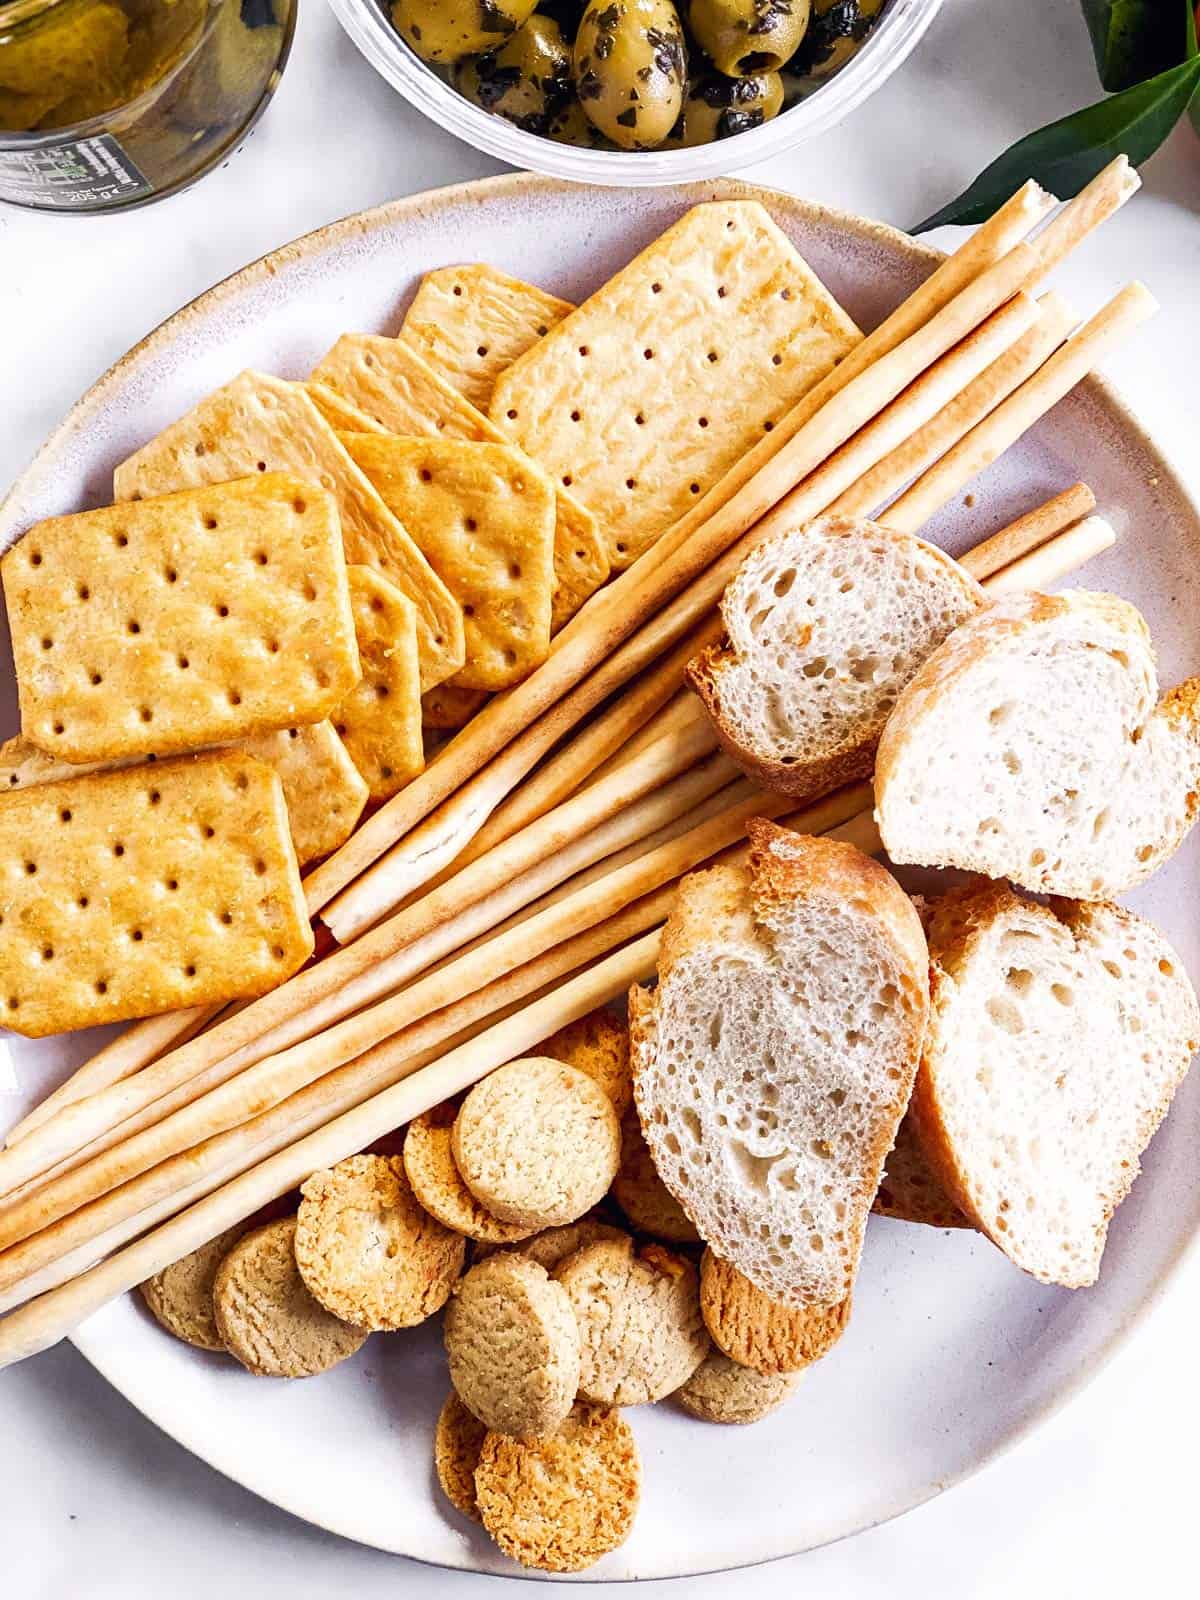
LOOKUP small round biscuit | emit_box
[475,1401,640,1573]
[296,1154,465,1331]
[212,1218,369,1378]
[611,1111,701,1244]
[555,1235,709,1405]
[537,1008,633,1118]
[452,1057,620,1229]
[434,1390,488,1522]
[699,1250,851,1376]
[474,1216,628,1271]
[403,1100,534,1245]
[675,1352,804,1425]
[139,1223,249,1352]
[445,1253,580,1438]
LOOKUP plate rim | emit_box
[5,170,1200,1578]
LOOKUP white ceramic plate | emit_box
[2,175,1199,1582]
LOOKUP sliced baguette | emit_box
[875,589,1200,899]
[911,881,1198,1287]
[629,820,929,1308]
[688,515,985,800]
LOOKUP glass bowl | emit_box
[327,0,944,187]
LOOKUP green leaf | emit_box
[1080,1,1185,91]
[1189,1,1200,138]
[914,53,1200,232]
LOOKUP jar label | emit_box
[0,134,152,211]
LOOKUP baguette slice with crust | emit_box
[629,820,929,1308]
[875,589,1200,899]
[688,516,986,800]
[912,882,1199,1287]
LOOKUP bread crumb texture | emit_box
[212,1218,368,1378]
[475,1401,641,1573]
[555,1234,709,1405]
[675,1351,804,1425]
[139,1223,250,1352]
[434,1390,488,1522]
[700,1250,850,1375]
[444,1253,581,1438]
[452,1056,621,1228]
[295,1154,465,1331]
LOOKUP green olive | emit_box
[574,0,687,150]
[687,0,810,77]
[390,0,540,67]
[545,95,615,147]
[665,68,783,144]
[790,0,881,80]
[454,16,573,132]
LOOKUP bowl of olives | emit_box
[329,0,944,183]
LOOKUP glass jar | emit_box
[0,0,295,212]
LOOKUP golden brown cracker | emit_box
[0,751,314,1037]
[332,565,425,802]
[399,263,573,411]
[343,435,554,691]
[490,200,861,568]
[295,1154,465,1331]
[699,1250,851,1376]
[475,1402,640,1573]
[310,335,608,629]
[420,683,488,730]
[3,474,359,764]
[304,381,387,436]
[111,370,464,690]
[434,1391,487,1522]
[0,725,367,871]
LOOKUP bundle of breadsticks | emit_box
[0,156,1155,1368]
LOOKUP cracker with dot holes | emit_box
[112,370,465,692]
[399,263,574,412]
[333,566,425,802]
[0,751,313,1038]
[344,436,556,692]
[0,723,367,871]
[489,199,862,570]
[2,475,360,765]
[309,334,608,630]
[421,683,488,730]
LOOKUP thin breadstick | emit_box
[983,515,1115,593]
[584,691,710,791]
[0,931,666,1368]
[327,286,1043,940]
[306,242,1044,920]
[4,1006,219,1149]
[0,896,674,1306]
[958,482,1097,578]
[828,292,1078,522]
[431,616,725,891]
[1028,157,1139,284]
[884,284,1157,532]
[0,730,732,1204]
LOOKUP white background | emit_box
[1,1,1198,1594]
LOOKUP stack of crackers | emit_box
[0,200,859,1040]
[138,1008,850,1574]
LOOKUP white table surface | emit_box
[2,2,1198,1594]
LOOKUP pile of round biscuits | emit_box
[138,1009,850,1573]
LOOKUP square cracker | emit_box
[489,200,862,570]
[0,750,314,1038]
[334,566,425,803]
[0,723,367,870]
[310,335,608,631]
[305,382,387,436]
[420,683,488,730]
[398,264,574,411]
[112,370,464,692]
[343,435,554,692]
[2,474,361,766]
